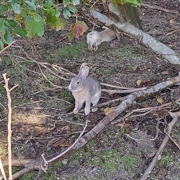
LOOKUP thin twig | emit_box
[3,74,18,180]
[164,130,180,150]
[102,87,147,94]
[0,159,7,180]
[0,41,16,55]
[100,82,133,89]
[40,119,88,172]
[96,97,124,108]
[141,3,180,15]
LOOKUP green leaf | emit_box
[25,1,36,11]
[63,0,71,7]
[26,18,45,37]
[68,27,75,41]
[0,40,3,50]
[56,19,66,31]
[68,6,77,13]
[47,13,58,28]
[0,5,9,11]
[34,14,43,22]
[63,9,71,19]
[14,26,27,36]
[8,19,18,27]
[0,20,4,32]
[9,0,19,3]
[4,30,13,44]
[55,9,60,17]
[4,20,10,28]
[47,0,54,6]
[11,3,21,14]
[72,0,80,5]
[124,0,140,6]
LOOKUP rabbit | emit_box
[68,63,101,115]
[87,27,117,51]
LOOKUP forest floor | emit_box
[0,0,180,180]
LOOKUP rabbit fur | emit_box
[68,63,101,115]
[87,27,117,51]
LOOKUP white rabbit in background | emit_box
[68,63,101,115]
[87,27,117,51]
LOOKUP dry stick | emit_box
[166,29,180,36]
[12,168,34,180]
[96,97,124,108]
[100,82,133,89]
[2,159,40,168]
[0,159,7,180]
[13,54,68,81]
[102,87,147,94]
[0,41,16,55]
[164,131,180,150]
[90,9,180,64]
[43,120,88,165]
[140,111,180,180]
[141,3,180,15]
[3,74,18,180]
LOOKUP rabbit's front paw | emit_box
[73,108,79,114]
[85,108,90,115]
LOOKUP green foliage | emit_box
[158,150,174,167]
[0,84,6,96]
[0,0,80,49]
[21,171,37,180]
[120,155,137,169]
[158,155,174,166]
[57,41,86,59]
[113,0,141,7]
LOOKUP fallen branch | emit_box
[140,111,180,180]
[90,9,180,64]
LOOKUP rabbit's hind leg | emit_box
[91,92,101,112]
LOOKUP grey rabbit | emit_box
[68,63,101,115]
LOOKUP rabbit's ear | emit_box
[78,64,89,78]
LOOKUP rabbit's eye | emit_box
[76,81,80,84]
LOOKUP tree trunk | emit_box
[120,4,142,29]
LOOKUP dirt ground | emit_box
[0,0,180,180]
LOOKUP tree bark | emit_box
[120,4,142,29]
